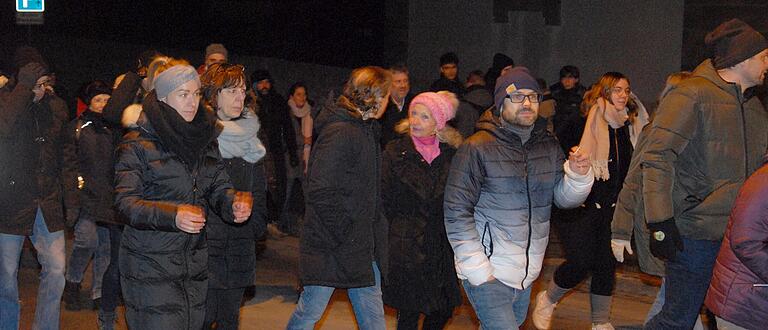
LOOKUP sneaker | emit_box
[591,322,615,330]
[532,290,557,329]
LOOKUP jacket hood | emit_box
[463,87,493,109]
[475,108,549,144]
[692,59,742,96]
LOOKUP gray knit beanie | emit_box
[154,65,200,99]
[205,43,228,59]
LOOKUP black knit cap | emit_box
[251,69,272,83]
[82,80,112,105]
[705,19,767,69]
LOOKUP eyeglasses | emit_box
[506,93,542,104]
[610,87,631,96]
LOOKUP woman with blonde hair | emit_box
[288,66,392,330]
[381,91,463,330]
[533,72,649,330]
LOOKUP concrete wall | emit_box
[407,1,685,104]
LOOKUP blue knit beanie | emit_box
[154,64,200,99]
[493,66,541,111]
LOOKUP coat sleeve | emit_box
[103,72,142,126]
[61,119,80,212]
[250,161,268,239]
[205,154,236,224]
[304,123,356,248]
[114,139,179,231]
[554,157,594,209]
[727,168,768,283]
[0,82,34,136]
[443,141,492,285]
[640,89,698,224]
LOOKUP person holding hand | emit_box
[114,59,250,330]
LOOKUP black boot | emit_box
[63,281,82,311]
[97,310,116,330]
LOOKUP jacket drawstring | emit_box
[482,222,494,258]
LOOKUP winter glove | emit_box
[65,208,80,228]
[648,218,684,261]
[611,239,633,263]
[17,62,46,88]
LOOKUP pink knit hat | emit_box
[409,92,457,130]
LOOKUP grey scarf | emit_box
[217,108,267,163]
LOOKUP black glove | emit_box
[65,208,80,228]
[17,62,46,87]
[648,218,684,261]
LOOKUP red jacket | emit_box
[705,164,768,329]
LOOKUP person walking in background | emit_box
[382,91,463,330]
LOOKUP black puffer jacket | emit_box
[299,102,388,288]
[381,136,462,313]
[551,83,587,154]
[114,100,235,330]
[62,110,123,225]
[206,157,267,289]
[0,84,68,235]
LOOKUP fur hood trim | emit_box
[394,119,463,148]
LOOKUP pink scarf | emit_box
[412,135,440,164]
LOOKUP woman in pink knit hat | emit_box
[381,91,464,330]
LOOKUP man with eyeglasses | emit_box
[0,46,70,330]
[444,67,594,328]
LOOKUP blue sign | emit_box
[16,0,44,12]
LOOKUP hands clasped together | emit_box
[175,191,253,234]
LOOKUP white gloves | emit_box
[611,239,633,263]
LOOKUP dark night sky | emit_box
[4,1,389,68]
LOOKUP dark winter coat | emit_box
[551,83,587,155]
[258,91,297,157]
[0,83,69,236]
[206,157,267,289]
[381,135,462,313]
[583,125,633,211]
[114,101,235,330]
[640,59,768,240]
[299,102,388,288]
[380,93,414,148]
[62,110,123,225]
[705,163,768,329]
[453,86,491,138]
[444,112,593,288]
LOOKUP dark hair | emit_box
[200,63,246,111]
[559,65,580,79]
[389,64,409,75]
[288,82,307,97]
[536,78,548,91]
[439,52,459,66]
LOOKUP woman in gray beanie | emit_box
[114,59,252,329]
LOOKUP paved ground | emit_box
[16,233,662,329]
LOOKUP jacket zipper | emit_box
[521,145,532,289]
[181,158,200,330]
[739,98,748,179]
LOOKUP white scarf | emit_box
[288,98,311,118]
[217,108,267,163]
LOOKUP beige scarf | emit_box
[579,95,649,180]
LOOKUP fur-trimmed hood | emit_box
[393,119,463,148]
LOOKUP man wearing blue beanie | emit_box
[444,66,594,328]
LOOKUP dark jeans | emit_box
[100,224,123,313]
[553,205,616,296]
[204,287,245,330]
[396,309,452,330]
[645,238,720,330]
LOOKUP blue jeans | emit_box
[65,215,110,298]
[645,238,720,330]
[0,208,66,330]
[287,262,385,330]
[462,279,531,330]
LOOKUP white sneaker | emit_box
[591,322,615,330]
[532,290,557,329]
